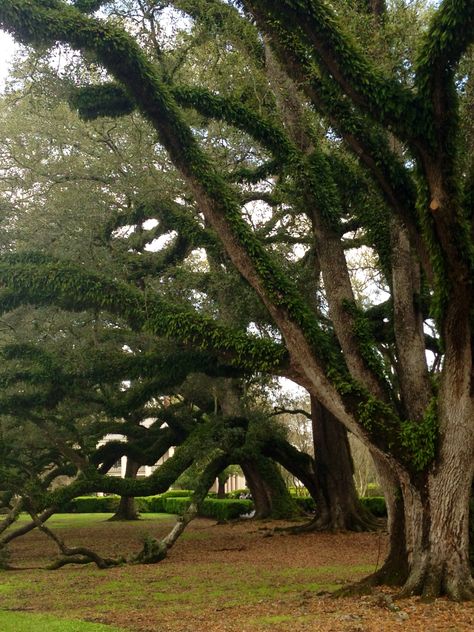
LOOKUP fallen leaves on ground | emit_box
[0,516,472,631]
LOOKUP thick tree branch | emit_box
[0,254,286,372]
[241,0,423,142]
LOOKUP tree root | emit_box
[335,560,474,602]
[0,506,56,548]
[333,575,378,598]
[396,566,474,602]
[47,555,122,570]
[107,514,140,522]
[333,551,410,598]
[274,509,381,535]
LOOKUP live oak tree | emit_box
[0,333,315,565]
[0,0,473,599]
[0,335,229,564]
[0,61,367,530]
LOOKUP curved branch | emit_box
[133,450,231,564]
[0,496,23,537]
[43,425,212,508]
[0,506,56,547]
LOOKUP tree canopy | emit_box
[0,0,472,600]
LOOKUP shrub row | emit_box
[289,495,387,516]
[62,489,191,513]
[158,489,193,498]
[155,497,254,520]
[226,489,250,499]
[200,498,254,520]
[64,496,120,513]
[63,494,254,521]
[62,493,387,519]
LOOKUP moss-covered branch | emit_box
[416,0,474,101]
[0,253,286,371]
[0,2,341,364]
[242,0,424,141]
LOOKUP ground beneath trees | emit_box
[0,514,472,631]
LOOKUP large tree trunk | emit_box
[373,454,410,584]
[310,397,375,531]
[398,413,474,600]
[240,456,299,519]
[347,423,473,599]
[109,459,140,521]
[396,294,473,600]
[217,472,227,499]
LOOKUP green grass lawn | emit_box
[0,517,405,631]
[0,518,470,631]
[0,610,126,631]
[9,512,175,529]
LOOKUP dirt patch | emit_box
[1,517,472,631]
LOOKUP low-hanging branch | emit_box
[0,253,287,373]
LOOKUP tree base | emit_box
[397,564,474,602]
[279,507,379,534]
[107,513,140,522]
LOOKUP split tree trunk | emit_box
[217,473,227,499]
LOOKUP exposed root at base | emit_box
[273,512,381,535]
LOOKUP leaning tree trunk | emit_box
[310,397,375,531]
[241,460,271,518]
[216,377,299,520]
[110,458,141,521]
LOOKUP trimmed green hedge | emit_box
[64,496,120,513]
[159,489,193,498]
[62,491,192,514]
[200,498,253,520]
[156,496,254,520]
[60,494,254,520]
[226,489,250,499]
[161,497,190,515]
[60,493,387,520]
[360,496,387,517]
